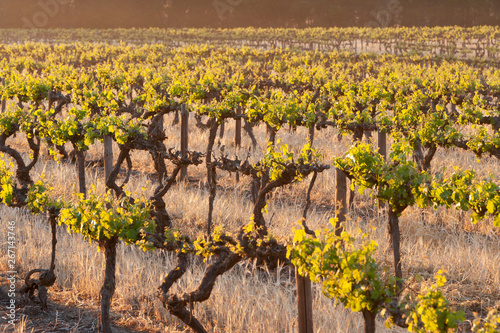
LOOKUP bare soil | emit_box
[0,287,159,333]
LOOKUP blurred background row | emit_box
[1,0,499,29]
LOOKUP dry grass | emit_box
[0,112,499,332]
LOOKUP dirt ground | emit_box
[0,286,155,333]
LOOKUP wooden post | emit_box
[377,130,387,214]
[219,119,225,139]
[180,105,189,181]
[103,135,113,184]
[158,113,164,134]
[235,107,241,148]
[335,168,347,236]
[364,130,372,142]
[296,267,314,333]
[308,126,314,147]
[76,149,87,199]
[235,108,242,182]
[1,78,5,112]
[377,130,387,160]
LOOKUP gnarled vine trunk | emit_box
[206,119,219,237]
[100,236,118,333]
[362,309,377,333]
[388,208,402,287]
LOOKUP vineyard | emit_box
[1,27,500,60]
[0,28,499,333]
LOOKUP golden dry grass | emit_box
[0,111,499,332]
